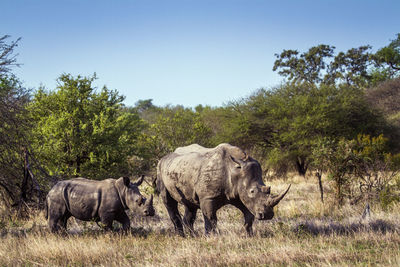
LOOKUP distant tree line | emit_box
[1,33,400,215]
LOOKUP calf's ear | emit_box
[115,177,131,191]
[123,177,131,187]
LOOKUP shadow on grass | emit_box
[0,222,157,239]
[292,218,399,236]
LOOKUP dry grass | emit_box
[1,175,400,266]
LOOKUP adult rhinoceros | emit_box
[45,176,154,232]
[156,143,290,236]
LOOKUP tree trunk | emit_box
[316,171,324,203]
[21,148,30,202]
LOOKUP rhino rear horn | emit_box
[269,184,291,207]
[261,186,271,194]
[133,175,145,187]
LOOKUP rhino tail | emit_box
[44,197,48,220]
[155,176,164,196]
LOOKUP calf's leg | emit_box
[116,212,131,232]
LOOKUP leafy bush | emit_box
[312,134,400,206]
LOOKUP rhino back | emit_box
[158,146,228,205]
[174,144,213,154]
[57,178,121,221]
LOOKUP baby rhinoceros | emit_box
[45,176,154,232]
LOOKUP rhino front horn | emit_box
[269,184,291,207]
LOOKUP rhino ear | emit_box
[122,177,131,187]
[115,177,131,191]
[133,175,145,187]
[230,156,242,169]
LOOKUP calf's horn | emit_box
[269,184,291,207]
[133,175,145,187]
[146,194,153,205]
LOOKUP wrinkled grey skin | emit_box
[45,176,154,232]
[157,143,290,236]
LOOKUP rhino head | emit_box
[230,155,290,220]
[116,176,155,216]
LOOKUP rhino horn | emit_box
[261,185,271,194]
[133,175,145,187]
[269,184,291,207]
[147,194,154,205]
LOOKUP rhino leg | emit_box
[161,188,184,236]
[48,217,59,233]
[58,212,71,231]
[48,201,68,233]
[183,206,198,235]
[232,202,255,236]
[115,212,131,232]
[99,215,114,231]
[200,200,218,235]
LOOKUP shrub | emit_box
[311,134,400,206]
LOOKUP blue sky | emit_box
[2,0,400,107]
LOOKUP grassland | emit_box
[1,175,399,266]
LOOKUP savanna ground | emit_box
[1,175,399,266]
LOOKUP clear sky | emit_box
[2,0,400,107]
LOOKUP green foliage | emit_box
[0,35,21,74]
[233,83,386,176]
[327,46,372,87]
[273,33,400,87]
[149,106,213,151]
[311,134,400,206]
[0,36,33,208]
[27,73,145,179]
[365,77,400,138]
[128,103,215,174]
[273,44,335,84]
[373,33,400,78]
[0,74,30,206]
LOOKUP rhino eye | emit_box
[136,197,144,205]
[250,188,255,194]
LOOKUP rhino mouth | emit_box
[256,211,274,220]
[143,208,155,216]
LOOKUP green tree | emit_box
[273,44,335,84]
[0,35,44,213]
[0,35,21,74]
[327,46,372,86]
[273,34,400,88]
[150,105,214,151]
[123,103,215,175]
[27,73,145,179]
[0,74,31,208]
[238,83,386,176]
[373,33,400,78]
